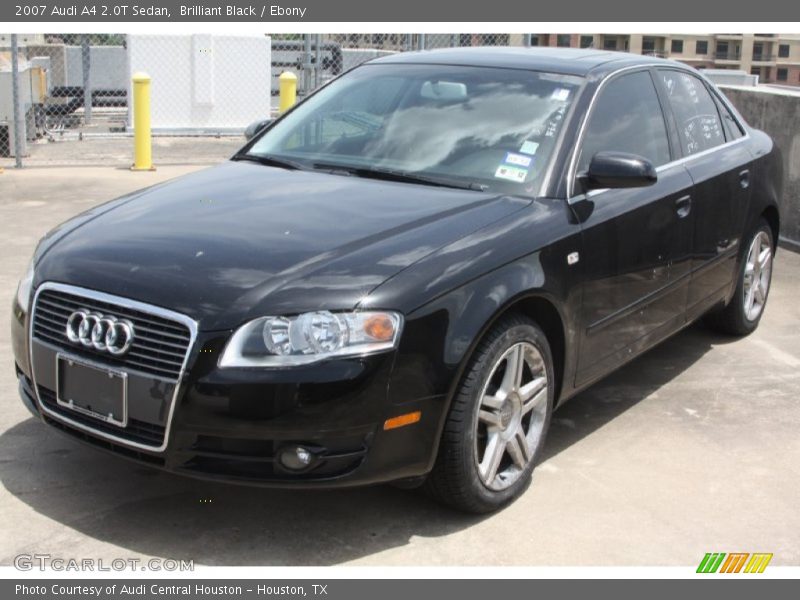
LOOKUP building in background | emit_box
[327,33,800,87]
[529,33,800,87]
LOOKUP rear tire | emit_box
[706,219,774,336]
[426,314,554,514]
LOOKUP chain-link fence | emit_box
[1,34,128,157]
[0,33,527,167]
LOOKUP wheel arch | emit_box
[504,295,566,403]
[448,292,568,413]
[761,204,780,250]
[421,289,570,487]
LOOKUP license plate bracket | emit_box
[56,354,128,428]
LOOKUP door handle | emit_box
[739,169,750,189]
[675,195,692,219]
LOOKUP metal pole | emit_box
[314,34,321,90]
[405,34,412,52]
[10,34,23,168]
[302,34,312,96]
[524,34,533,47]
[81,34,92,124]
[419,34,426,51]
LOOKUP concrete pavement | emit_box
[0,136,242,169]
[1,164,799,566]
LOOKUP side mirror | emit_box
[582,151,657,190]
[244,118,274,141]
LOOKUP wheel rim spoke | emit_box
[507,430,531,469]
[522,388,547,415]
[745,286,755,314]
[519,376,546,402]
[754,281,766,304]
[499,345,524,394]
[482,393,505,410]
[759,247,772,270]
[478,409,503,429]
[479,433,506,483]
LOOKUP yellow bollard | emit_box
[131,71,155,171]
[279,71,297,114]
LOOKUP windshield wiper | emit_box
[312,162,487,192]
[232,153,307,171]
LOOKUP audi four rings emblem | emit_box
[65,310,135,356]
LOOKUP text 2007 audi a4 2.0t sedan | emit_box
[11,48,781,512]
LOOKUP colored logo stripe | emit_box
[697,552,773,573]
[719,553,749,573]
[697,553,726,573]
[744,553,773,573]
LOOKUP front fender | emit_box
[373,203,584,472]
[388,244,582,402]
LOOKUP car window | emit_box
[658,69,726,155]
[282,76,407,150]
[248,64,583,195]
[577,70,671,175]
[713,94,746,141]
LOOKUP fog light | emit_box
[279,445,316,471]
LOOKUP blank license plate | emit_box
[56,355,128,427]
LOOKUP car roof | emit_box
[369,46,680,77]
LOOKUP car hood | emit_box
[35,161,530,330]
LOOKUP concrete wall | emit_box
[705,71,759,87]
[722,86,800,248]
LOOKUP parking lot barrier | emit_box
[131,71,155,171]
[279,71,298,114]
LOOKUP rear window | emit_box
[658,69,726,155]
[713,94,746,140]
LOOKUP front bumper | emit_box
[12,285,444,488]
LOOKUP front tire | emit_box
[706,219,774,336]
[426,315,554,513]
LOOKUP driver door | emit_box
[572,69,695,386]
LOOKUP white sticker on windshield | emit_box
[494,165,528,183]
[551,88,571,102]
[519,140,540,155]
[504,152,532,168]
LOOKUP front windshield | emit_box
[246,63,583,195]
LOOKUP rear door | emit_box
[571,69,695,386]
[655,69,753,321]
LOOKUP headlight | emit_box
[219,310,403,367]
[15,259,35,314]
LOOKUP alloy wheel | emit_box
[743,230,773,322]
[473,341,549,491]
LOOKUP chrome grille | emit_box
[32,289,191,380]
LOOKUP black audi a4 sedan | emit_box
[11,48,781,512]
